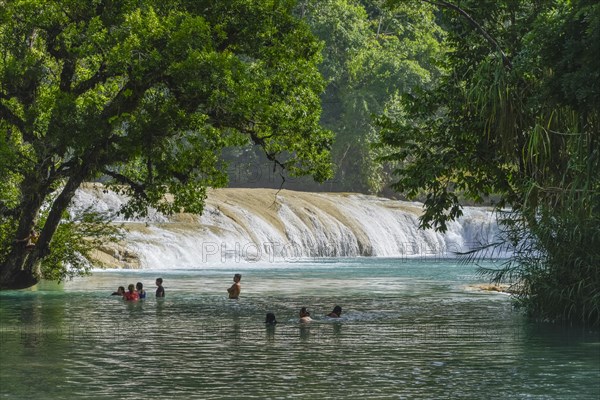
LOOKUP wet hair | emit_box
[265,313,277,324]
[128,284,135,292]
[112,286,126,296]
[156,278,163,284]
[332,305,342,315]
[300,307,310,316]
[234,273,242,280]
[136,282,143,290]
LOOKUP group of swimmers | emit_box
[111,274,234,301]
[266,305,343,325]
[111,273,342,324]
[226,274,342,324]
[111,278,164,300]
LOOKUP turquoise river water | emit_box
[1,258,599,399]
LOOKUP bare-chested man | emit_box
[227,273,241,299]
[299,307,312,323]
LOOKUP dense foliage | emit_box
[0,0,332,288]
[225,0,445,194]
[305,0,445,194]
[379,0,600,326]
[2,0,597,327]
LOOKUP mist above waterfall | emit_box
[71,185,502,269]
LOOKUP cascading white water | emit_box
[71,185,503,269]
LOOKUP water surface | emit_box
[1,258,598,399]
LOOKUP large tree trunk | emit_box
[0,249,40,290]
[0,170,86,290]
[0,172,51,289]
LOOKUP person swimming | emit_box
[265,313,277,325]
[299,307,312,323]
[327,305,342,318]
[111,286,125,296]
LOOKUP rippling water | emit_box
[1,258,598,399]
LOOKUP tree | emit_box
[379,0,600,326]
[298,0,444,193]
[0,0,332,289]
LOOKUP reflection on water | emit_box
[1,259,599,399]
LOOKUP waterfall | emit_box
[71,185,502,269]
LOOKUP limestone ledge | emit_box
[90,242,140,269]
[470,283,520,295]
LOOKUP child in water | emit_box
[123,284,139,301]
[111,286,125,296]
[327,305,342,318]
[265,313,277,325]
[136,282,146,299]
[155,278,165,298]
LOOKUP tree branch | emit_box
[99,79,145,121]
[245,128,290,194]
[247,129,287,171]
[0,103,33,142]
[59,58,76,93]
[203,109,289,175]
[0,201,18,219]
[73,63,107,96]
[101,169,149,201]
[32,165,87,259]
[423,0,512,69]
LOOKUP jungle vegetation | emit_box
[1,0,598,327]
[379,0,600,326]
[0,0,332,288]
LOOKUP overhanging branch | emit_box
[0,103,32,141]
[0,201,18,219]
[101,169,149,201]
[73,63,107,96]
[423,0,513,69]
[247,129,289,192]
